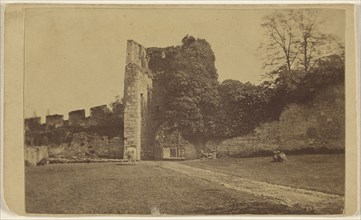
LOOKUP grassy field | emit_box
[25,154,344,215]
[182,154,345,195]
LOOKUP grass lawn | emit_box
[181,154,345,195]
[25,162,316,215]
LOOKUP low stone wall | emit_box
[25,146,48,166]
[47,132,123,159]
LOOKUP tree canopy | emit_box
[148,30,344,144]
[151,36,220,143]
[258,9,345,117]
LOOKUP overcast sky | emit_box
[24,7,345,120]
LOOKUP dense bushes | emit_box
[149,36,220,144]
[27,35,344,149]
[149,36,344,146]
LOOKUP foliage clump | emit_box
[149,29,344,144]
[149,35,220,144]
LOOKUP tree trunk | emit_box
[303,36,309,72]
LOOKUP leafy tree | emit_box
[263,53,345,120]
[259,9,345,119]
[306,54,344,86]
[150,33,344,143]
[295,54,345,102]
[150,36,220,143]
[216,80,273,138]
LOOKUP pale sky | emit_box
[24,7,345,121]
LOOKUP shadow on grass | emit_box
[115,163,135,166]
[224,147,345,159]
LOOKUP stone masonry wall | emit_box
[68,109,86,126]
[89,105,108,125]
[123,40,153,160]
[25,104,124,160]
[205,84,345,157]
[46,114,64,128]
[47,132,123,159]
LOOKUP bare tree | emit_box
[260,9,344,74]
[294,10,338,72]
[260,10,299,72]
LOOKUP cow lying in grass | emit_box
[272,150,287,162]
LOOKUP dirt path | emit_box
[158,161,344,214]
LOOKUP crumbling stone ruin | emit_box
[24,117,41,132]
[24,38,345,164]
[27,104,113,131]
[123,40,197,160]
[24,104,124,165]
[123,40,154,160]
[90,105,109,125]
[46,114,64,129]
[68,109,86,126]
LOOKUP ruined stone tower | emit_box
[123,40,153,160]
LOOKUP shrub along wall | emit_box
[205,84,344,157]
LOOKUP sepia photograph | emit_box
[2,3,359,217]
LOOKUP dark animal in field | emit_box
[126,149,136,165]
[272,150,287,162]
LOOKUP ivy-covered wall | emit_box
[206,84,345,157]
